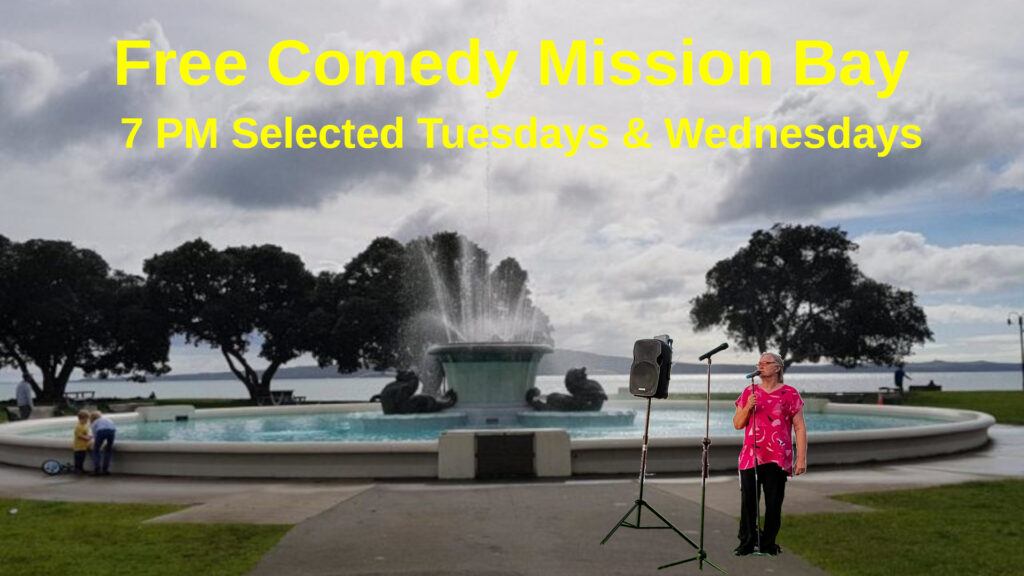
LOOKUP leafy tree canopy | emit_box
[308,236,408,373]
[690,224,932,368]
[144,239,315,400]
[0,237,170,402]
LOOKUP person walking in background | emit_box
[72,410,93,474]
[732,352,807,556]
[89,410,116,476]
[15,379,34,420]
[894,365,912,392]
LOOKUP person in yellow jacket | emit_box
[72,410,93,474]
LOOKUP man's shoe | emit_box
[733,545,755,556]
[756,544,783,556]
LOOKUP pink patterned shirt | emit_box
[735,384,804,476]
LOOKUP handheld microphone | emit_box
[745,370,760,379]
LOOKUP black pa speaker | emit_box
[629,338,672,398]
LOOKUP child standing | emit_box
[73,410,92,474]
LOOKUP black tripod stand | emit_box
[600,396,699,550]
[658,349,727,573]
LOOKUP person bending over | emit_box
[89,410,117,476]
[732,352,807,556]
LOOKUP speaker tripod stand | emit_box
[658,354,727,573]
[600,397,699,550]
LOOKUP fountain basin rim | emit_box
[428,342,553,351]
[575,402,995,450]
[427,342,553,360]
[0,401,992,449]
[0,402,995,479]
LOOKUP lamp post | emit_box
[1010,313,1024,393]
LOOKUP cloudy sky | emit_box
[2,0,1022,374]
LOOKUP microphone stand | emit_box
[749,375,762,555]
[659,349,726,573]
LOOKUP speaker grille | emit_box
[629,363,660,396]
[629,338,672,398]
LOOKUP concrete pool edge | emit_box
[0,401,995,479]
[571,400,995,475]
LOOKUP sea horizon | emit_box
[2,370,1019,403]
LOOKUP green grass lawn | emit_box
[905,390,1024,424]
[784,480,1024,576]
[0,499,289,576]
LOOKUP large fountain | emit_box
[369,234,631,427]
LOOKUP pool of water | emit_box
[27,408,942,443]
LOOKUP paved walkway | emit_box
[1,425,1021,575]
[247,481,830,576]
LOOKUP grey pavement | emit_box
[246,481,830,576]
[0,424,1021,575]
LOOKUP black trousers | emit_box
[738,463,788,551]
[73,450,87,472]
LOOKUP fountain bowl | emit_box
[428,342,552,425]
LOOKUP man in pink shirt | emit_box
[732,352,807,556]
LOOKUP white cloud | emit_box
[0,21,192,157]
[2,1,1024,366]
[711,92,1024,222]
[0,40,59,114]
[855,232,1024,295]
[922,304,1018,324]
[959,332,1020,345]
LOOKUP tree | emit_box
[690,224,932,368]
[825,278,933,367]
[144,239,315,401]
[308,237,408,373]
[0,235,12,371]
[0,238,171,403]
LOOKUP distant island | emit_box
[79,349,1021,382]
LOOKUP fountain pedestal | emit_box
[429,342,552,426]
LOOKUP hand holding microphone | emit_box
[744,393,756,411]
[744,370,760,412]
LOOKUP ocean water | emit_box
[1,371,1019,403]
